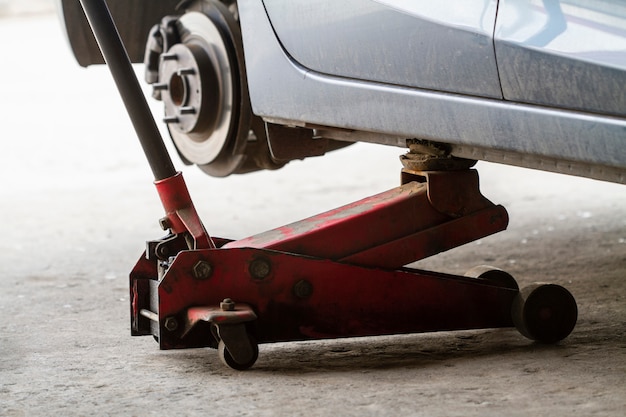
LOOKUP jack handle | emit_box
[78,0,214,249]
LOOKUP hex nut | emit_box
[164,316,178,332]
[220,298,235,311]
[192,261,213,280]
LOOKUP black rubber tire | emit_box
[217,338,259,371]
[512,283,577,343]
[465,265,519,290]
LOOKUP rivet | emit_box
[155,244,170,259]
[293,280,313,299]
[249,258,271,280]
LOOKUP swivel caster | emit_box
[214,322,259,370]
[218,336,259,371]
[512,283,577,343]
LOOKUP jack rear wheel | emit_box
[465,265,519,290]
[512,283,577,343]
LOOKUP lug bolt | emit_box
[179,106,196,115]
[164,316,178,332]
[161,52,178,61]
[177,67,195,76]
[220,298,235,311]
[192,261,213,280]
[152,82,168,91]
[249,258,271,280]
[163,116,179,124]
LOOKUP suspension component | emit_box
[143,1,352,177]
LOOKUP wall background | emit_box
[0,0,55,16]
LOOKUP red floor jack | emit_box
[79,0,578,369]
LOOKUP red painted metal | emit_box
[224,181,446,257]
[129,251,157,336]
[340,205,507,268]
[147,248,516,349]
[154,172,215,249]
[130,168,517,352]
[225,170,507,269]
[182,305,257,338]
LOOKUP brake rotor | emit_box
[157,5,250,176]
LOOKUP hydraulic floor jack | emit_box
[79,0,578,370]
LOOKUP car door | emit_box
[495,0,626,117]
[262,0,503,99]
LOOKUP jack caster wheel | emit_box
[218,338,259,370]
[512,283,577,343]
[465,265,519,290]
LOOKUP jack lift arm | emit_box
[79,0,578,369]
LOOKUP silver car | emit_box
[60,0,626,183]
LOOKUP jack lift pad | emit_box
[79,0,578,370]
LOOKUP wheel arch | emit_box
[58,0,181,67]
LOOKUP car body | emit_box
[59,0,626,183]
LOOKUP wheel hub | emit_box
[161,43,223,139]
[143,3,301,177]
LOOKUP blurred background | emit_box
[0,0,54,16]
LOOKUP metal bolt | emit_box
[179,106,196,115]
[293,280,314,299]
[220,298,235,311]
[164,316,178,332]
[177,67,195,76]
[249,258,271,280]
[155,244,170,259]
[163,116,179,124]
[192,261,213,280]
[152,82,168,91]
[161,52,178,61]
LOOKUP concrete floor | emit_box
[1,14,625,416]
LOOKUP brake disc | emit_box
[154,3,252,176]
